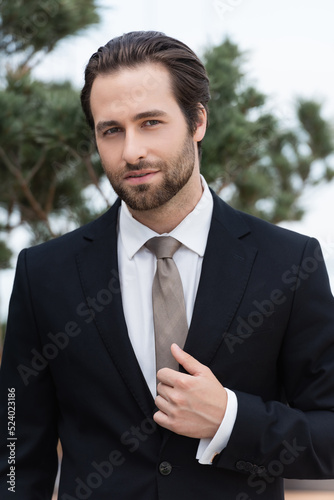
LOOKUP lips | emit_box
[130,173,146,177]
[124,170,159,185]
[124,169,158,179]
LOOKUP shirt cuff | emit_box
[196,388,238,465]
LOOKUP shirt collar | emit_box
[119,175,214,259]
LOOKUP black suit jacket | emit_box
[1,192,334,499]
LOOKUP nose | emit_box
[121,130,147,165]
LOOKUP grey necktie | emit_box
[145,236,188,373]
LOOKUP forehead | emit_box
[90,63,179,120]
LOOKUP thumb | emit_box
[171,343,204,376]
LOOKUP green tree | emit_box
[0,0,107,354]
[0,0,100,67]
[0,240,11,270]
[0,70,108,243]
[0,0,107,246]
[202,40,334,223]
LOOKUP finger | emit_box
[156,367,179,386]
[171,343,205,376]
[155,394,171,414]
[156,382,173,401]
[153,409,172,430]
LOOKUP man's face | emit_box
[90,63,203,212]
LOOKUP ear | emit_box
[193,105,207,143]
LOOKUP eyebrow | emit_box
[96,109,168,134]
[134,110,168,121]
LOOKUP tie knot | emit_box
[145,236,181,259]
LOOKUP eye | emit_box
[143,120,160,127]
[103,127,122,136]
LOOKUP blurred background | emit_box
[1,1,334,496]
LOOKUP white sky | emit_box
[1,0,334,318]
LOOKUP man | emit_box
[0,31,333,500]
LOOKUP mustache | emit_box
[124,160,162,172]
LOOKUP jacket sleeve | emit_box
[215,238,334,483]
[0,249,59,499]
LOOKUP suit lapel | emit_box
[184,193,258,367]
[76,201,155,419]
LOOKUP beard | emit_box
[103,133,196,211]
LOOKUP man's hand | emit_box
[154,343,227,439]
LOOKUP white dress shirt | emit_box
[117,176,237,464]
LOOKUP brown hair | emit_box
[80,31,210,157]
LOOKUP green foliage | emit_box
[0,0,108,245]
[202,39,334,223]
[0,13,333,245]
[0,0,100,61]
[0,68,106,242]
[0,240,12,270]
[297,99,334,159]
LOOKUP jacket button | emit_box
[159,461,172,476]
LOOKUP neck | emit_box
[128,172,203,234]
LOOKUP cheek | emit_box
[97,141,122,166]
[153,130,184,153]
